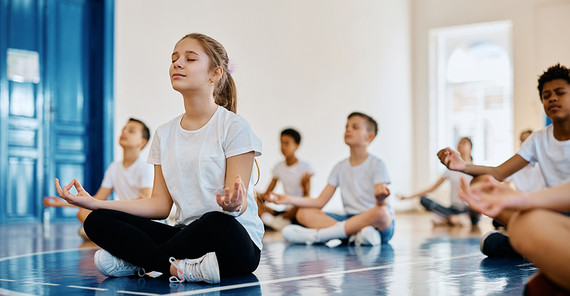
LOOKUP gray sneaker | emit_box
[282,225,318,245]
[349,226,381,246]
[169,252,220,284]
[94,249,144,277]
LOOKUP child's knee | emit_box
[295,208,314,224]
[371,206,392,228]
[509,209,549,255]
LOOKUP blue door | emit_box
[0,0,114,223]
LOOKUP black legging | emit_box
[83,209,260,278]
[420,196,481,225]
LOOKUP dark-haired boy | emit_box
[44,118,154,238]
[438,63,570,257]
[271,112,394,245]
[258,128,314,230]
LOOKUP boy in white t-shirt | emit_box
[44,118,154,236]
[271,112,394,245]
[438,63,570,257]
[257,128,314,230]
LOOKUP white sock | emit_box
[316,221,347,242]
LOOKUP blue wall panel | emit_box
[0,0,114,223]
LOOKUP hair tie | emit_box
[227,59,236,75]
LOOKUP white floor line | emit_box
[0,288,38,296]
[21,281,60,286]
[0,247,98,263]
[117,290,161,296]
[67,285,107,291]
[164,252,483,296]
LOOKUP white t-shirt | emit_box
[442,170,472,210]
[327,154,391,215]
[517,124,570,188]
[147,106,264,250]
[101,156,154,201]
[271,160,314,197]
[506,163,546,192]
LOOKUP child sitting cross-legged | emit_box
[270,112,394,245]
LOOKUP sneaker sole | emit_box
[203,252,220,284]
[357,227,381,246]
[94,250,136,278]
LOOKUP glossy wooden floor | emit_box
[0,213,535,295]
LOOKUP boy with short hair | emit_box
[438,63,570,257]
[257,128,314,230]
[271,112,394,245]
[44,118,154,237]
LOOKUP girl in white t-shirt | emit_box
[400,137,480,226]
[55,33,263,284]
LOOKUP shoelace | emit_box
[168,257,203,283]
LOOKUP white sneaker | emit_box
[261,213,291,231]
[349,226,381,246]
[94,249,144,277]
[282,225,318,245]
[169,252,220,284]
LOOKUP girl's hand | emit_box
[43,196,70,207]
[458,175,530,217]
[217,176,245,212]
[268,192,290,204]
[54,178,96,209]
[437,147,466,171]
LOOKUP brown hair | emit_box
[178,33,237,113]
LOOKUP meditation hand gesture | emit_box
[268,192,290,204]
[375,183,390,204]
[458,175,530,217]
[437,147,466,171]
[54,178,96,209]
[216,176,245,212]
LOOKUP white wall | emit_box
[409,0,570,205]
[114,0,413,212]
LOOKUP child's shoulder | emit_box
[156,114,184,133]
[367,154,386,165]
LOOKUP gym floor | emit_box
[0,213,535,295]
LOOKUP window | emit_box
[430,21,513,171]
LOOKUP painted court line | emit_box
[21,281,59,286]
[67,285,107,291]
[0,288,37,296]
[164,252,483,296]
[0,247,97,263]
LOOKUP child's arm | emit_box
[55,165,174,220]
[138,187,152,199]
[270,184,336,208]
[459,176,570,217]
[301,172,312,197]
[216,151,255,215]
[259,178,278,201]
[398,177,446,200]
[438,148,528,181]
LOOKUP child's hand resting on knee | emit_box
[216,176,245,213]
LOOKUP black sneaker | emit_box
[480,231,522,258]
